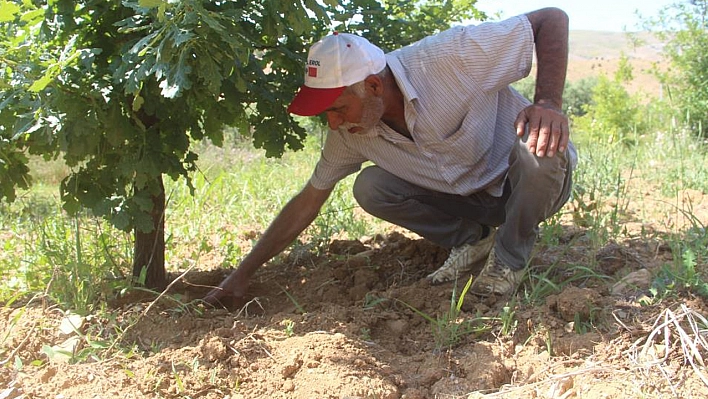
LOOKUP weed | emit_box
[545,328,554,357]
[282,319,295,337]
[573,308,600,335]
[500,299,518,336]
[524,260,611,306]
[651,247,708,301]
[171,361,185,394]
[279,285,306,314]
[363,293,387,310]
[5,209,133,312]
[539,213,564,247]
[360,327,372,341]
[398,277,492,351]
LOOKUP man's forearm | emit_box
[527,8,569,110]
[236,183,332,279]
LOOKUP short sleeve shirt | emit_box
[309,15,542,197]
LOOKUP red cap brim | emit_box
[288,85,346,116]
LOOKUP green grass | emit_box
[0,194,133,312]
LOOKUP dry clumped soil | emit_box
[1,189,708,399]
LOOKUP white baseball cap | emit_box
[288,32,386,116]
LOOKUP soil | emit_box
[1,189,708,399]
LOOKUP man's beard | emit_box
[338,92,385,135]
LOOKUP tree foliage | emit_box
[654,0,708,137]
[329,0,484,51]
[1,0,334,227]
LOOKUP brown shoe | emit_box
[469,248,524,296]
[426,228,496,285]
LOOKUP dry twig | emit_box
[628,304,708,389]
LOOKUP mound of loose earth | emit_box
[2,226,707,398]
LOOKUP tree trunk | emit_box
[132,174,167,290]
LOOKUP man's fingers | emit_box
[558,121,570,153]
[514,111,528,137]
[544,120,563,157]
[525,113,544,155]
[536,120,555,157]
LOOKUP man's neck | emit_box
[380,67,410,139]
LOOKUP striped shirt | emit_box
[309,15,572,197]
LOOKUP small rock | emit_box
[546,376,573,398]
[59,314,85,336]
[281,354,303,378]
[48,337,81,363]
[564,321,575,333]
[386,319,409,337]
[282,380,295,392]
[611,269,652,296]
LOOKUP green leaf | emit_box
[134,212,155,234]
[14,355,23,371]
[29,69,56,92]
[20,7,44,23]
[133,194,153,212]
[112,212,130,232]
[62,196,81,215]
[132,94,144,112]
[304,0,330,22]
[138,0,163,9]
[199,11,226,35]
[0,1,21,22]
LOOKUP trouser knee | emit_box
[508,142,571,218]
[352,166,388,215]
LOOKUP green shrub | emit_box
[573,55,645,143]
[511,76,598,118]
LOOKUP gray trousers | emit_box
[352,137,574,271]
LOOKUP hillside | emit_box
[566,30,666,97]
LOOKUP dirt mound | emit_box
[2,225,707,398]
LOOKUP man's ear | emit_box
[364,74,384,96]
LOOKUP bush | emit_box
[512,77,597,118]
[572,56,645,144]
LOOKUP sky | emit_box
[474,0,677,32]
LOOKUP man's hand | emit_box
[514,101,569,158]
[202,183,333,309]
[203,269,249,307]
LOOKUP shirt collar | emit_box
[385,53,419,103]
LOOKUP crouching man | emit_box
[205,7,577,305]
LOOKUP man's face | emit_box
[324,88,385,135]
